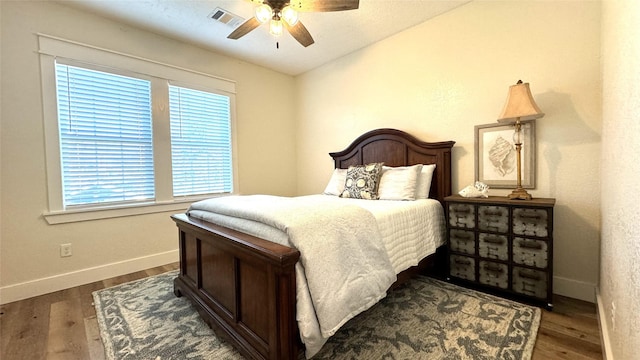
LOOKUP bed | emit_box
[171,128,455,360]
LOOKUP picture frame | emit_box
[474,120,536,189]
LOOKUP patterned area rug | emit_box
[93,271,540,360]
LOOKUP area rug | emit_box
[93,270,540,360]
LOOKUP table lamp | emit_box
[497,80,544,200]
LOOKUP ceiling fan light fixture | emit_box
[229,0,359,47]
[281,5,299,26]
[255,4,272,23]
[270,18,283,36]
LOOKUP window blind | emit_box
[55,63,155,207]
[169,85,233,197]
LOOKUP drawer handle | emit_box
[484,236,504,245]
[453,207,471,214]
[454,233,473,240]
[518,270,541,281]
[483,264,504,273]
[454,258,472,265]
[482,210,504,216]
[518,213,542,220]
[519,240,543,250]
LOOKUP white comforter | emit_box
[187,194,445,358]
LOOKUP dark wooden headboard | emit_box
[329,128,455,204]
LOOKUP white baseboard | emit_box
[0,256,599,307]
[553,275,596,303]
[595,288,614,360]
[0,249,179,305]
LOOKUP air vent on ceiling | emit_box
[209,8,244,28]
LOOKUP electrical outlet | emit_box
[60,243,72,257]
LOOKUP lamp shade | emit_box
[281,5,299,26]
[255,4,272,23]
[270,18,283,36]
[497,81,545,123]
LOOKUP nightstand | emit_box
[444,195,555,309]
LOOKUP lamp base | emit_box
[507,188,532,200]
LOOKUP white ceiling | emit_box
[54,0,471,76]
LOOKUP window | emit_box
[56,64,155,207]
[169,85,233,197]
[39,34,237,223]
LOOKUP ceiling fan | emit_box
[228,0,360,47]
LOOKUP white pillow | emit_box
[323,168,347,196]
[415,164,436,199]
[378,164,423,200]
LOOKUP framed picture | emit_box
[475,121,536,189]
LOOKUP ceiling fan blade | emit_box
[285,20,315,47]
[228,17,261,39]
[289,0,359,12]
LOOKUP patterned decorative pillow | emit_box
[340,162,384,200]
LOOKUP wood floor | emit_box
[1,263,603,360]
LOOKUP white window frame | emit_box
[38,34,238,224]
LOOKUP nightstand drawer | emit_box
[479,261,508,289]
[478,205,509,233]
[448,203,475,229]
[449,229,475,255]
[513,208,549,237]
[478,233,508,261]
[512,267,548,299]
[450,255,475,281]
[513,238,548,268]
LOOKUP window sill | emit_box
[43,196,219,225]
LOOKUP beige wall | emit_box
[0,1,297,302]
[600,0,640,357]
[295,1,602,301]
[0,0,610,310]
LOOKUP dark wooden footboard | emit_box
[171,213,301,360]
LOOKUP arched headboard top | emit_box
[329,128,455,203]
